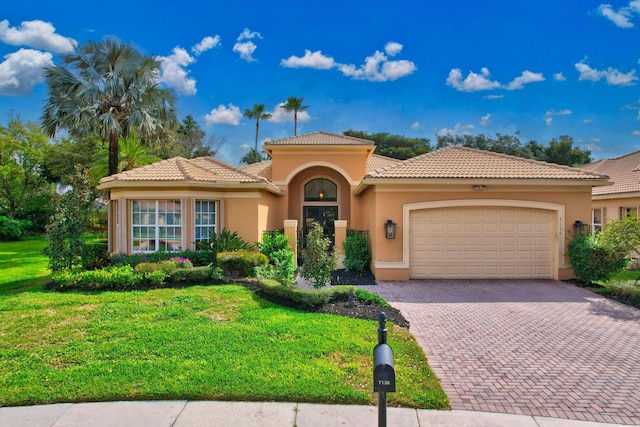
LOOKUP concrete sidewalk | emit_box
[0,401,634,427]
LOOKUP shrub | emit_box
[258,279,355,308]
[52,265,143,291]
[179,250,214,266]
[80,240,109,270]
[355,289,390,307]
[299,222,336,289]
[169,256,193,269]
[169,266,223,283]
[606,281,640,307]
[0,216,33,241]
[217,251,268,277]
[568,235,628,283]
[145,270,168,286]
[194,229,255,267]
[256,231,296,286]
[343,232,371,272]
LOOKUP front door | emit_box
[303,206,338,244]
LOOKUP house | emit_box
[580,150,640,233]
[97,132,610,281]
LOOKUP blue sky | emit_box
[1,0,640,165]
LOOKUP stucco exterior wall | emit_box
[107,187,281,253]
[592,195,640,225]
[364,183,593,281]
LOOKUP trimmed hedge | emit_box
[217,251,268,277]
[258,279,356,308]
[80,240,109,270]
[51,265,223,291]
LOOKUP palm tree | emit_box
[243,104,271,151]
[280,96,309,136]
[41,39,177,176]
[240,148,264,165]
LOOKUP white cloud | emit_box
[543,109,572,125]
[0,19,75,53]
[554,72,567,81]
[575,61,638,86]
[338,48,417,82]
[583,119,594,124]
[268,103,312,123]
[237,28,261,41]
[484,94,505,99]
[0,48,53,95]
[192,35,221,55]
[632,130,640,135]
[448,68,545,92]
[156,47,197,95]
[384,42,403,56]
[505,70,545,90]
[233,28,261,62]
[437,123,475,137]
[280,50,336,69]
[233,41,257,62]
[204,104,243,126]
[281,43,416,82]
[446,68,501,92]
[411,121,422,130]
[597,2,639,28]
[479,113,492,127]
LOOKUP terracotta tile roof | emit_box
[98,157,283,194]
[264,131,374,146]
[366,154,403,173]
[579,150,640,195]
[366,146,609,180]
[238,160,272,180]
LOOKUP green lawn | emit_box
[0,239,448,409]
[0,238,50,294]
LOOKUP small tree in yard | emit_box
[568,214,640,283]
[300,222,336,289]
[43,167,94,271]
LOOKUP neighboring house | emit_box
[580,150,640,233]
[97,132,610,281]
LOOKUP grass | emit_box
[0,237,50,294]
[0,238,448,409]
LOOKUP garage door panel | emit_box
[410,206,555,279]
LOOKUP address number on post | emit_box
[377,380,391,386]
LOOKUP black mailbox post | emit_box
[373,312,395,427]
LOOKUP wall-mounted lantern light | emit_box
[385,219,397,239]
[574,220,586,236]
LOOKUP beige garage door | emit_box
[410,206,555,279]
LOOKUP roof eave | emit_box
[353,177,612,195]
[97,179,285,196]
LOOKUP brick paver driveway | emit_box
[364,280,640,425]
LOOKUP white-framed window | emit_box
[131,200,182,252]
[195,200,216,242]
[592,208,603,235]
[620,206,638,218]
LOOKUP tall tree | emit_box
[544,135,592,166]
[280,96,309,135]
[0,116,49,218]
[240,148,265,165]
[41,39,177,176]
[243,104,271,151]
[343,130,431,159]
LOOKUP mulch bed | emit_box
[244,271,410,329]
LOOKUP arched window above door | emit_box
[304,178,337,202]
